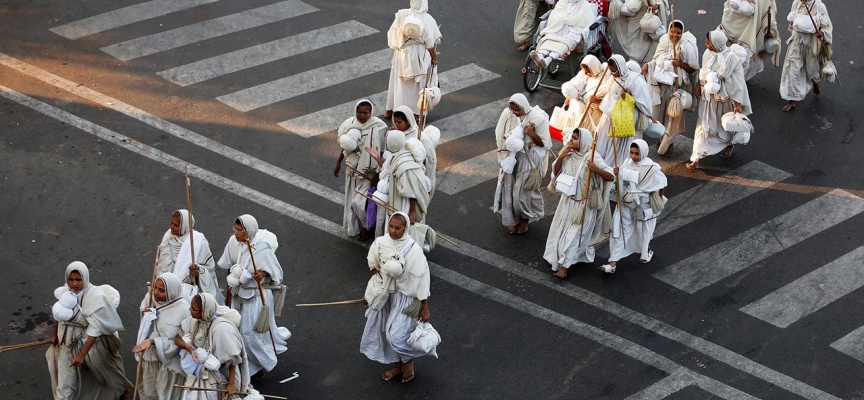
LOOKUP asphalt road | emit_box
[1,0,864,399]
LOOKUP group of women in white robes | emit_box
[47,262,132,400]
[494,93,553,235]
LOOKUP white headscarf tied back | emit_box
[65,261,92,291]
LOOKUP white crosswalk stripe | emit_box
[50,0,220,40]
[157,20,379,86]
[654,189,864,294]
[436,151,499,196]
[101,0,319,61]
[740,246,864,328]
[831,324,864,363]
[278,63,500,137]
[435,98,508,144]
[217,48,392,112]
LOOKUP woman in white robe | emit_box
[545,129,614,279]
[368,128,431,237]
[156,210,223,305]
[780,0,833,112]
[609,0,670,63]
[176,293,250,400]
[595,54,654,168]
[601,140,667,273]
[392,105,439,200]
[133,273,190,400]
[529,0,598,69]
[718,0,781,80]
[687,31,752,170]
[218,214,288,378]
[361,212,436,384]
[335,99,388,240]
[644,20,700,156]
[47,261,132,400]
[561,54,608,124]
[385,0,442,117]
[493,93,552,235]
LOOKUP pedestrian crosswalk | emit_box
[50,0,864,380]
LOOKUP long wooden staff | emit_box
[577,66,610,130]
[611,128,626,248]
[296,299,365,307]
[245,239,278,356]
[418,40,440,139]
[132,246,162,400]
[577,134,599,248]
[173,385,287,400]
[354,190,461,248]
[670,5,679,91]
[0,340,51,352]
[184,167,199,291]
[346,165,374,182]
[802,0,839,84]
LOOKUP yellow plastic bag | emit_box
[610,94,636,138]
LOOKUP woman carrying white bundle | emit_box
[601,139,667,274]
[391,105,438,199]
[385,0,442,117]
[780,0,833,112]
[156,209,224,305]
[218,214,288,379]
[561,55,607,123]
[529,0,599,69]
[493,93,552,236]
[132,273,190,400]
[687,31,752,170]
[643,20,699,156]
[718,0,781,80]
[176,293,250,399]
[46,261,132,400]
[361,212,436,384]
[334,100,388,240]
[608,0,670,63]
[595,54,653,168]
[544,129,615,279]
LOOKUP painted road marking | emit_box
[50,0,220,40]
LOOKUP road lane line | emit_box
[654,190,864,294]
[0,54,839,400]
[434,98,508,144]
[435,150,499,195]
[831,325,864,363]
[50,0,220,40]
[216,48,392,112]
[157,20,379,86]
[0,52,341,204]
[101,0,318,61]
[740,246,864,328]
[278,63,500,138]
[2,83,756,399]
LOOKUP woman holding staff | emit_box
[132,273,190,400]
[218,214,288,379]
[544,129,614,279]
[780,0,833,112]
[385,0,442,118]
[155,210,223,305]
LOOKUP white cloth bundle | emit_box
[401,14,423,40]
[653,58,678,85]
[243,389,266,400]
[180,349,203,377]
[364,273,392,311]
[423,125,441,148]
[407,322,441,353]
[501,124,525,174]
[52,303,75,322]
[729,44,750,69]
[227,264,253,288]
[700,69,721,95]
[554,172,579,196]
[255,229,279,253]
[621,0,642,16]
[721,112,754,133]
[789,11,817,33]
[100,285,121,309]
[417,86,441,113]
[640,10,661,33]
[405,138,427,164]
[730,0,755,16]
[561,80,585,100]
[338,128,362,152]
[194,348,222,371]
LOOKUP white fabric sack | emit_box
[401,15,423,39]
[549,106,569,132]
[59,291,78,309]
[791,12,817,33]
[364,273,390,311]
[555,173,579,196]
[732,130,751,145]
[764,37,781,54]
[622,0,642,16]
[405,138,427,163]
[338,129,362,152]
[52,302,74,322]
[500,155,517,175]
[100,285,121,309]
[54,287,67,300]
[372,190,389,203]
[277,326,292,341]
[505,135,524,153]
[256,229,279,253]
[721,112,753,133]
[417,86,441,113]
[243,389,266,400]
[407,322,441,353]
[653,59,678,86]
[423,125,441,148]
[730,0,755,16]
[180,349,203,377]
[821,60,837,83]
[640,11,661,33]
[702,70,721,95]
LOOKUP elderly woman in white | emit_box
[361,212,436,384]
[385,0,442,118]
[600,139,667,273]
[156,209,223,305]
[718,0,781,80]
[687,31,752,170]
[780,0,833,112]
[529,0,599,69]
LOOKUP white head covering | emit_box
[573,128,593,156]
[631,139,649,163]
[581,55,603,76]
[65,261,91,292]
[410,0,428,13]
[237,214,259,241]
[393,105,419,138]
[385,130,407,153]
[166,210,193,258]
[155,272,183,307]
[508,93,531,115]
[708,31,728,53]
[609,54,630,78]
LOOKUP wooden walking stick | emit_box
[354,190,462,248]
[418,42,439,139]
[173,385,287,399]
[245,239,278,356]
[577,133,599,248]
[802,0,839,84]
[0,340,52,352]
[611,128,626,248]
[132,246,162,400]
[670,5,680,91]
[576,65,610,130]
[296,299,366,307]
[184,167,200,291]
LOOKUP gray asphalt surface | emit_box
[1,0,864,399]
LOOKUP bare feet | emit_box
[382,363,402,382]
[517,41,531,52]
[252,370,266,380]
[553,267,568,279]
[685,161,699,171]
[782,101,796,112]
[813,83,820,96]
[401,360,415,383]
[720,145,734,159]
[516,219,529,234]
[359,227,371,241]
[506,226,517,235]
